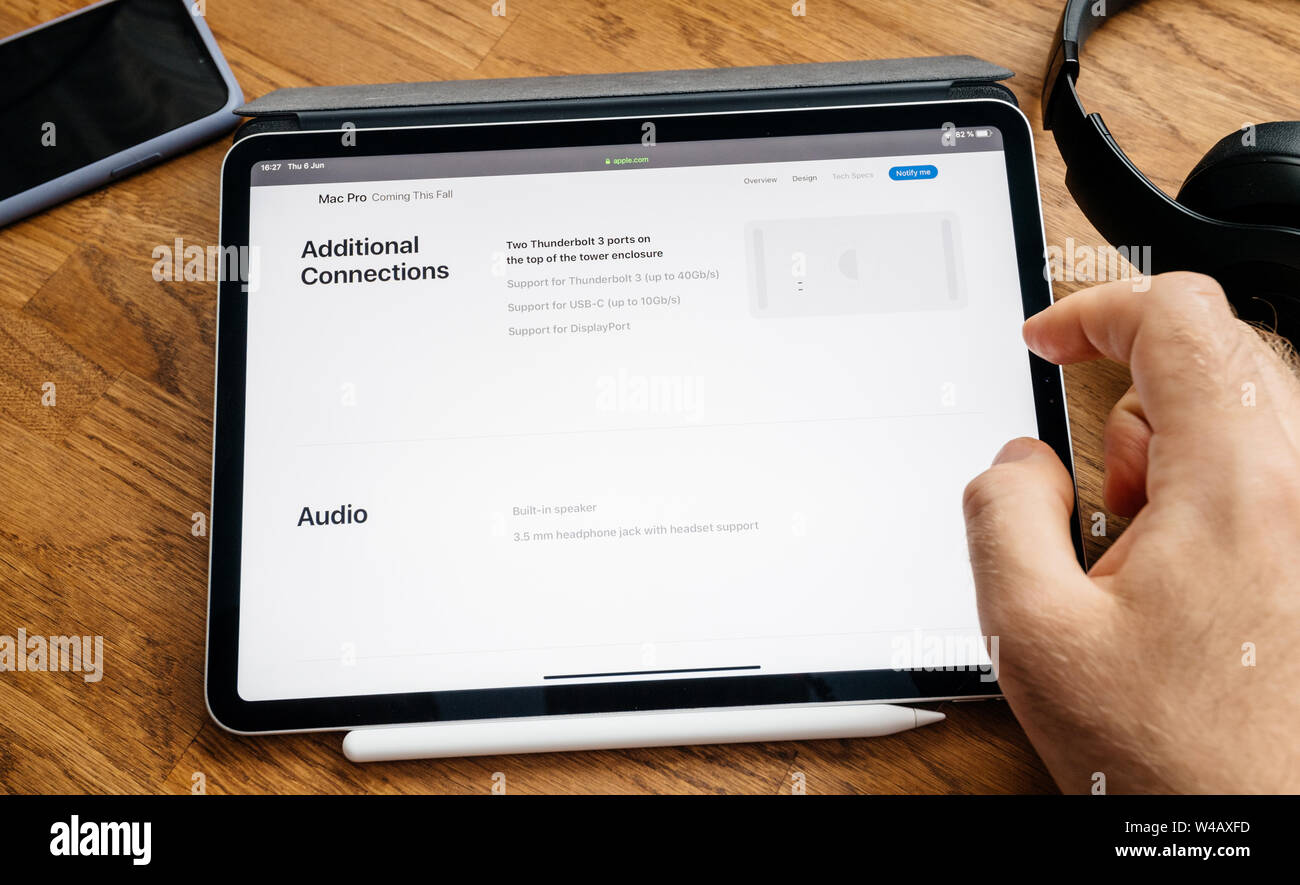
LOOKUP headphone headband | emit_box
[1040,0,1300,282]
[1041,0,1139,129]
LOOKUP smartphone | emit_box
[0,0,242,227]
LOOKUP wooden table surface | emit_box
[1,0,1295,795]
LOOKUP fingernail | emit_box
[1022,317,1042,349]
[993,437,1038,465]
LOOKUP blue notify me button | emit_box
[888,164,938,181]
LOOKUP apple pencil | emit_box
[342,703,944,762]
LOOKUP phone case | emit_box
[0,0,243,228]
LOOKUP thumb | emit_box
[962,437,1089,633]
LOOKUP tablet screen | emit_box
[230,114,1046,707]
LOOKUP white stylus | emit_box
[342,703,945,762]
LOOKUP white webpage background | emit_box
[238,146,1036,701]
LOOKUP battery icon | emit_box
[974,128,993,138]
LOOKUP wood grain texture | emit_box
[2,0,1295,795]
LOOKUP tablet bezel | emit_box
[208,98,1082,734]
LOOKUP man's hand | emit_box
[963,272,1300,793]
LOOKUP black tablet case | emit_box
[233,55,1017,140]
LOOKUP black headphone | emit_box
[1042,0,1300,344]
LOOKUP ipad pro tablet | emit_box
[208,99,1081,734]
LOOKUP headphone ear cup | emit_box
[1176,121,1300,227]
